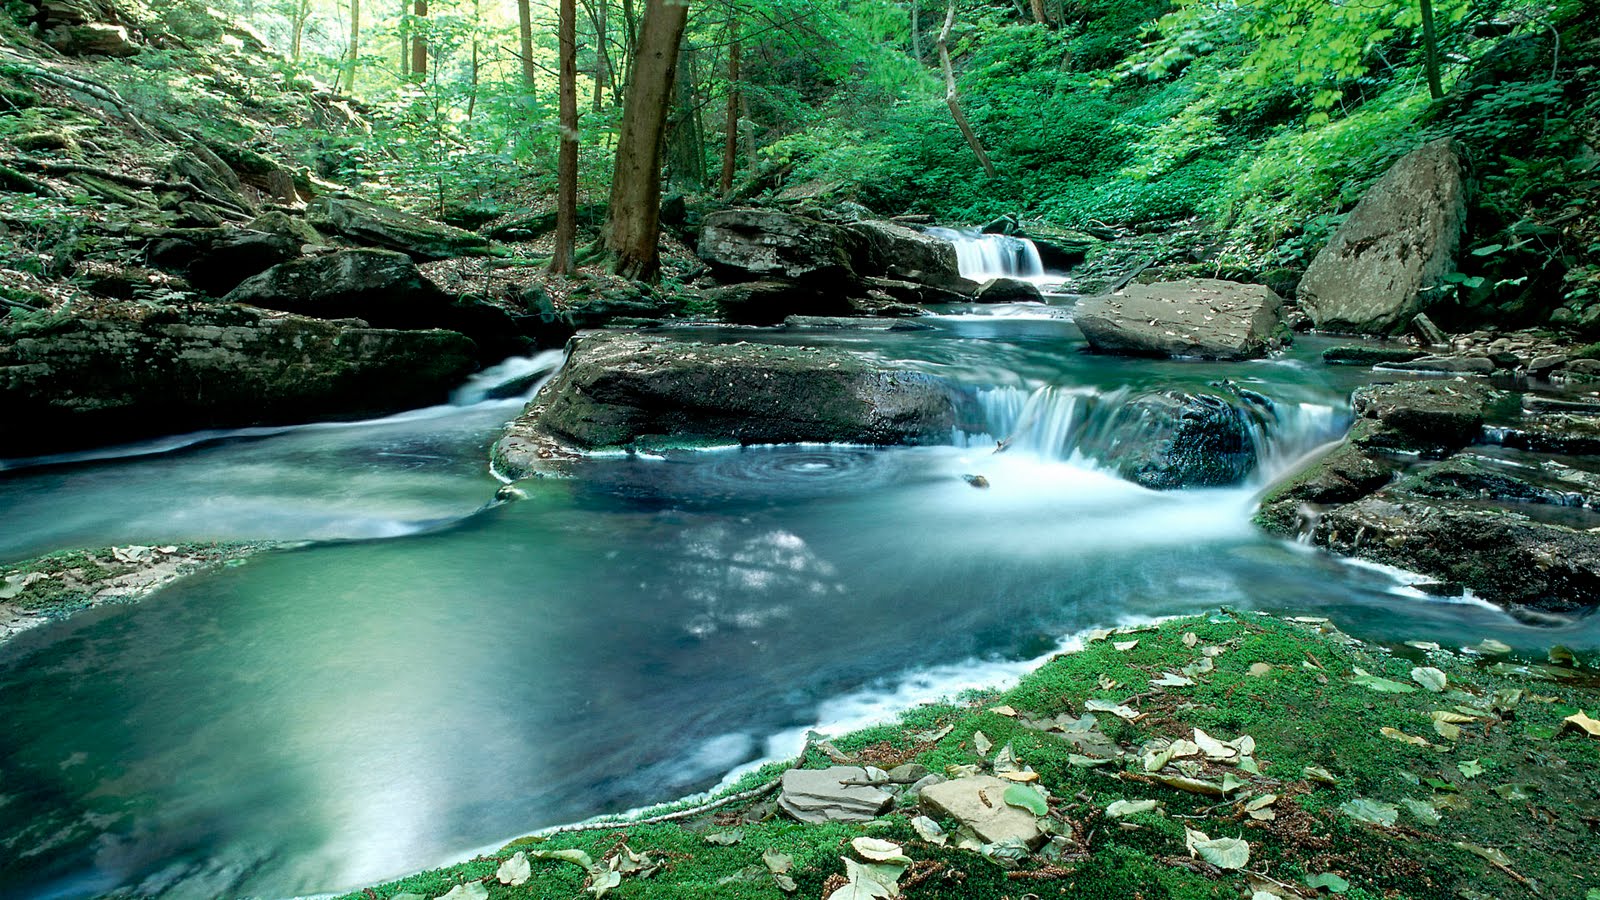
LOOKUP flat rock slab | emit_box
[778,767,894,824]
[1351,381,1495,455]
[919,776,1045,848]
[1074,279,1285,360]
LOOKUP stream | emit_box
[3,246,1597,899]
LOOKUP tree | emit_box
[601,0,690,280]
[937,0,996,177]
[719,20,740,196]
[1420,0,1443,99]
[342,0,360,94]
[552,0,580,274]
[517,0,537,87]
[410,0,428,79]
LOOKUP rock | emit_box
[887,764,929,784]
[167,148,253,214]
[918,777,1045,849]
[1393,455,1594,508]
[1298,139,1468,334]
[1351,381,1493,455]
[974,277,1044,304]
[1315,496,1600,612]
[1412,312,1450,347]
[1380,355,1496,375]
[1083,389,1268,490]
[146,227,301,295]
[493,332,959,476]
[1528,354,1568,374]
[777,767,894,824]
[1074,279,1286,360]
[1322,345,1427,366]
[783,316,934,332]
[1255,436,1398,537]
[45,21,139,56]
[846,220,961,285]
[861,275,972,305]
[697,208,855,281]
[1484,412,1600,456]
[306,197,489,260]
[222,249,523,358]
[703,279,846,325]
[248,211,325,248]
[0,303,478,458]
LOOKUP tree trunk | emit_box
[719,25,740,196]
[467,0,481,117]
[603,0,690,281]
[590,0,611,111]
[666,45,705,189]
[290,0,309,61]
[1420,0,1443,99]
[552,0,580,274]
[938,0,996,177]
[910,0,922,62]
[399,0,410,77]
[1029,0,1051,26]
[517,0,537,87]
[342,0,360,94]
[411,0,428,80]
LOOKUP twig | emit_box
[1,296,41,312]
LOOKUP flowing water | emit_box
[922,228,1046,282]
[1,317,1595,900]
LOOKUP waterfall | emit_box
[924,227,1046,280]
[450,350,567,405]
[957,384,1348,486]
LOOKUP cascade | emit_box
[924,227,1046,280]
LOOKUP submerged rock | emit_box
[1074,279,1286,360]
[0,303,478,457]
[1298,139,1468,334]
[974,277,1044,305]
[494,332,959,477]
[778,767,894,824]
[919,776,1045,849]
[1255,435,1399,537]
[1087,389,1269,490]
[306,197,489,260]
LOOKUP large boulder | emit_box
[493,332,959,476]
[697,208,855,281]
[1298,139,1469,334]
[1254,434,1398,537]
[223,249,524,358]
[0,304,478,458]
[306,197,489,260]
[974,277,1044,304]
[1074,279,1286,360]
[147,227,301,296]
[703,279,849,325]
[846,220,961,285]
[1081,389,1269,490]
[1349,380,1495,456]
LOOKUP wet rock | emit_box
[777,767,894,824]
[974,277,1044,304]
[1393,455,1594,507]
[307,197,489,260]
[0,303,478,457]
[1255,435,1399,537]
[494,332,959,476]
[1298,139,1468,334]
[698,208,855,281]
[1380,355,1496,375]
[248,211,326,248]
[1529,354,1568,374]
[147,227,301,296]
[1314,496,1600,612]
[1322,345,1427,366]
[703,279,846,325]
[1086,389,1269,490]
[847,220,961,285]
[860,275,973,305]
[1485,412,1600,456]
[783,316,933,332]
[1074,279,1286,360]
[1412,312,1451,347]
[1350,381,1494,456]
[919,776,1045,849]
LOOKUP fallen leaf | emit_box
[763,848,793,874]
[1432,719,1461,741]
[1305,871,1351,893]
[1402,797,1442,825]
[1194,728,1239,761]
[1350,669,1418,693]
[1002,784,1049,816]
[588,870,621,898]
[1562,710,1600,738]
[1244,793,1278,812]
[836,858,905,900]
[774,873,798,893]
[1106,798,1160,818]
[1182,657,1215,677]
[851,837,910,864]
[1247,662,1273,677]
[1411,667,1448,693]
[531,848,595,870]
[1084,698,1141,720]
[1183,632,1198,647]
[1405,641,1442,652]
[496,851,532,886]
[913,723,955,743]
[1303,765,1339,784]
[1184,828,1250,870]
[1151,671,1195,687]
[1114,640,1139,651]
[1380,726,1429,747]
[997,770,1040,782]
[989,705,1017,717]
[704,829,744,846]
[910,815,947,846]
[1457,759,1484,779]
[435,884,488,900]
[1340,798,1398,827]
[973,730,992,757]
[1156,774,1225,795]
[1454,842,1512,867]
[1472,639,1512,655]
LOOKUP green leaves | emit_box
[1183,827,1250,869]
[1349,667,1418,693]
[1002,784,1049,816]
[1306,872,1351,893]
[1339,798,1399,827]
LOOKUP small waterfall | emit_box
[450,350,567,405]
[924,227,1046,280]
[958,385,1348,486]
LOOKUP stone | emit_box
[974,277,1044,304]
[703,279,846,325]
[918,777,1045,849]
[1322,345,1426,366]
[167,148,253,214]
[146,227,301,296]
[887,764,930,784]
[1351,381,1494,455]
[1380,355,1496,375]
[248,211,325,248]
[697,208,855,281]
[1074,279,1286,360]
[0,303,478,458]
[1529,354,1569,373]
[846,220,961,284]
[45,21,138,56]
[777,767,894,824]
[493,332,959,477]
[1298,139,1469,334]
[1392,455,1596,508]
[1412,312,1450,347]
[1254,436,1398,537]
[306,197,489,260]
[1082,388,1269,490]
[223,249,524,359]
[1484,412,1600,456]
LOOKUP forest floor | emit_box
[340,614,1600,900]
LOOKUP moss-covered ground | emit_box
[0,542,267,620]
[343,613,1600,900]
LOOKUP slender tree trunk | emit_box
[1029,0,1051,26]
[517,0,537,87]
[618,0,638,100]
[589,0,611,111]
[399,0,410,77]
[719,26,740,196]
[411,0,428,79]
[290,0,309,61]
[603,0,690,281]
[467,0,481,117]
[666,45,705,189]
[910,0,922,62]
[1420,0,1443,99]
[938,1,996,178]
[342,0,360,94]
[552,0,580,274]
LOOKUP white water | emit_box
[924,226,1047,281]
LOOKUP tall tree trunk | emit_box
[910,0,922,62]
[552,0,580,274]
[343,0,360,94]
[588,0,611,111]
[1420,0,1443,99]
[467,0,481,117]
[719,25,740,196]
[937,0,996,178]
[517,0,537,87]
[290,0,309,61]
[1029,0,1050,26]
[411,0,428,80]
[399,0,410,77]
[666,45,705,189]
[603,0,690,281]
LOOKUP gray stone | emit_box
[1074,279,1286,360]
[147,227,301,296]
[1529,354,1568,373]
[1322,345,1426,366]
[703,279,842,325]
[1350,380,1494,455]
[974,277,1044,304]
[307,197,489,260]
[887,763,930,784]
[698,208,855,281]
[918,776,1045,848]
[778,767,894,824]
[1412,312,1451,347]
[1299,139,1468,334]
[1081,388,1269,490]
[1254,435,1398,538]
[847,220,961,284]
[1380,355,1496,374]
